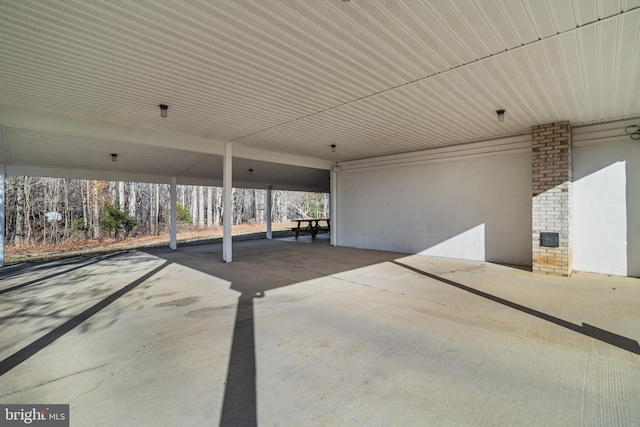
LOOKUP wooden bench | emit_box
[291,218,330,241]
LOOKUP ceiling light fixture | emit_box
[331,144,336,153]
[111,153,117,162]
[248,168,254,175]
[496,109,505,122]
[159,104,168,118]
[625,125,640,140]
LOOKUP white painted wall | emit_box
[337,149,532,265]
[573,140,640,277]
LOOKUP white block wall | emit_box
[573,135,640,277]
[337,147,532,265]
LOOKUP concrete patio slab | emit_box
[1,237,638,426]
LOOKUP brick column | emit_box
[532,122,573,276]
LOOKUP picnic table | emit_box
[291,218,330,240]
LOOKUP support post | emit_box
[170,176,177,250]
[532,122,573,276]
[223,143,233,262]
[330,163,339,246]
[266,185,272,240]
[0,164,5,266]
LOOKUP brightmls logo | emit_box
[0,405,68,426]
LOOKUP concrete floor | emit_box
[1,235,639,426]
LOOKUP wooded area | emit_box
[4,176,329,246]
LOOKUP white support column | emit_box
[0,164,5,266]
[170,176,177,250]
[223,143,233,262]
[330,164,339,246]
[266,185,273,240]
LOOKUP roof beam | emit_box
[0,105,331,170]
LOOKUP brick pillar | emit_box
[532,122,573,276]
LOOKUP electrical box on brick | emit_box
[540,232,560,248]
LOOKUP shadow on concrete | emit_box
[146,237,400,427]
[0,257,89,279]
[0,254,120,295]
[0,260,170,376]
[219,291,262,427]
[392,260,640,355]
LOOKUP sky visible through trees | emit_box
[4,176,329,246]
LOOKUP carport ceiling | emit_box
[1,1,639,177]
[0,126,330,192]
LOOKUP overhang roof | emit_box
[1,1,639,190]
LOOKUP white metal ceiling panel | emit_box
[472,0,520,50]
[547,0,577,33]
[0,0,639,175]
[500,1,541,44]
[522,1,558,39]
[574,0,599,26]
[620,13,640,116]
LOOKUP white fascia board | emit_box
[6,165,328,191]
[573,118,640,147]
[232,143,332,170]
[174,178,318,191]
[176,177,223,187]
[339,133,531,172]
[7,164,172,184]
[230,180,327,192]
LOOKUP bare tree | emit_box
[81,180,88,232]
[190,186,198,227]
[198,185,205,229]
[92,181,100,238]
[214,187,222,226]
[207,186,213,228]
[4,176,328,246]
[119,181,125,209]
[13,176,25,246]
[128,182,136,218]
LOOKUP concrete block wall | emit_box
[531,122,573,276]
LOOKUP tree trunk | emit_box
[119,181,125,209]
[190,186,198,226]
[207,187,213,228]
[63,178,70,239]
[108,181,116,205]
[82,181,88,232]
[93,181,100,238]
[214,187,222,226]
[128,182,136,218]
[24,177,34,244]
[14,176,25,246]
[233,188,243,225]
[252,189,257,223]
[258,190,265,223]
[52,178,61,243]
[198,186,205,229]
[155,184,160,235]
[150,183,156,235]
